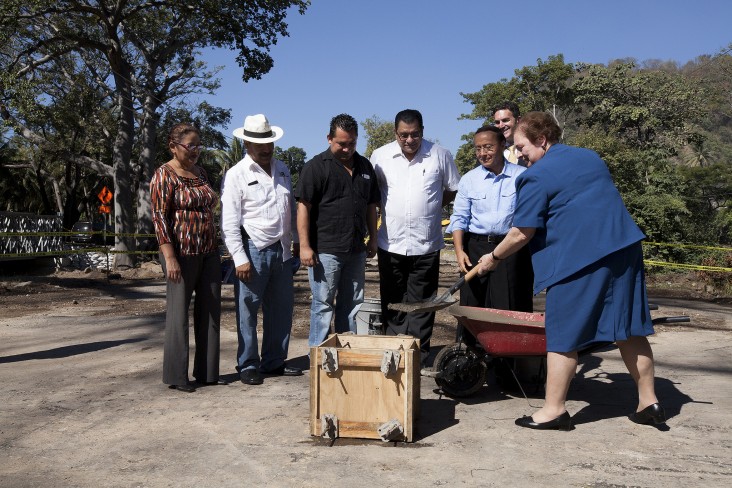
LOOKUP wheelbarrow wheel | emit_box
[434,343,487,397]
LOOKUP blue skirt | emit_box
[544,242,654,353]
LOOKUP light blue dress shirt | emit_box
[447,162,526,236]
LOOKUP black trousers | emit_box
[378,248,440,364]
[458,234,534,345]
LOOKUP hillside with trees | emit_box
[456,50,732,258]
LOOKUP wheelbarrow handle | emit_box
[652,315,690,324]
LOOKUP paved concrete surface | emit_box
[1,280,731,487]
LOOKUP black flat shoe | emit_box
[169,383,196,393]
[240,369,263,385]
[261,365,303,377]
[515,411,572,431]
[629,403,666,425]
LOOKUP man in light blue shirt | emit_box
[448,125,533,315]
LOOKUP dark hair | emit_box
[516,112,562,144]
[168,123,200,143]
[329,113,358,138]
[492,101,520,119]
[474,125,506,145]
[394,109,423,129]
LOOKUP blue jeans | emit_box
[308,252,366,347]
[234,240,294,372]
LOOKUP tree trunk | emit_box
[136,97,160,256]
[110,64,137,269]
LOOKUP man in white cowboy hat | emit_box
[295,113,380,347]
[220,114,302,386]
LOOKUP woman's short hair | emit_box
[168,123,200,143]
[516,112,561,145]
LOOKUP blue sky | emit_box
[198,0,732,160]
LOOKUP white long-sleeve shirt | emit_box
[220,154,298,266]
[370,140,460,256]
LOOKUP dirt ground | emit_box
[1,258,731,487]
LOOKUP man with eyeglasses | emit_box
[447,126,534,343]
[370,109,460,371]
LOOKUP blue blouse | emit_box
[512,144,645,293]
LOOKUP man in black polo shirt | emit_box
[295,113,380,347]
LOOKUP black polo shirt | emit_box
[295,149,380,254]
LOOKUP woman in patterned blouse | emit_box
[151,123,225,393]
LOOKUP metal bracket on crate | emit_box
[321,348,339,373]
[377,419,404,442]
[380,349,401,377]
[322,414,338,439]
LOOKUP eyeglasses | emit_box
[396,131,422,142]
[474,144,497,154]
[174,141,204,152]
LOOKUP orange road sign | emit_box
[98,186,113,204]
[99,204,111,214]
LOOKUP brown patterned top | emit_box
[150,163,218,256]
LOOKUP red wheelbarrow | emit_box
[432,304,689,398]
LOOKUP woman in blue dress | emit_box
[477,112,664,430]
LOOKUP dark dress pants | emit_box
[458,235,534,346]
[378,248,440,365]
[161,251,222,385]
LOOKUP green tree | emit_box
[362,116,394,158]
[460,54,576,127]
[680,163,732,244]
[454,134,478,175]
[275,146,307,188]
[573,62,703,151]
[205,138,245,193]
[1,0,309,267]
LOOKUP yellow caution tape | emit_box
[0,249,159,258]
[643,260,732,272]
[643,241,732,252]
[0,232,156,238]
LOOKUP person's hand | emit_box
[455,249,472,274]
[366,238,377,259]
[235,262,252,282]
[300,245,318,267]
[476,253,499,276]
[165,256,182,283]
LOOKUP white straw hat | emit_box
[232,114,284,143]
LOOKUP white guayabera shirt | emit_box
[370,140,460,256]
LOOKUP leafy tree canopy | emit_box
[362,116,394,158]
[0,0,309,265]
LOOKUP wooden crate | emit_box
[310,334,420,442]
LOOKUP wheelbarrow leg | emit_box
[455,322,478,348]
[499,358,543,408]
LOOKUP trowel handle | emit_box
[446,265,481,296]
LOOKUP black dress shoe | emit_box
[515,411,572,431]
[629,403,666,425]
[261,365,303,376]
[240,369,263,385]
[169,383,196,393]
